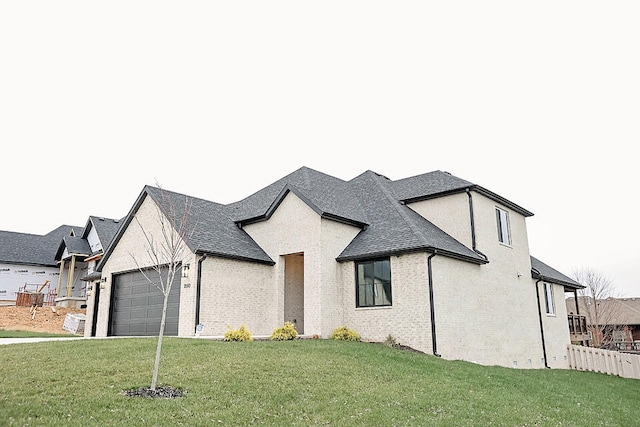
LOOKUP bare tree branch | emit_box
[572,266,625,347]
[129,182,197,390]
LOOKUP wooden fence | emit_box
[567,344,640,380]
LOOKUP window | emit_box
[495,207,511,245]
[544,282,555,315]
[356,258,391,307]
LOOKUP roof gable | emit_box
[336,171,487,263]
[99,186,274,270]
[55,235,92,261]
[228,167,369,226]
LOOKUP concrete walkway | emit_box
[0,337,84,345]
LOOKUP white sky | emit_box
[1,2,638,296]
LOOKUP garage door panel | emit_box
[110,267,181,336]
[148,295,164,306]
[129,322,148,334]
[132,284,150,294]
[130,308,150,320]
[146,307,162,318]
[114,299,131,311]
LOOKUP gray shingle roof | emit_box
[228,167,368,226]
[0,225,81,267]
[100,166,538,269]
[55,235,92,260]
[531,256,583,289]
[100,186,275,266]
[390,170,534,217]
[335,171,486,263]
[87,216,123,250]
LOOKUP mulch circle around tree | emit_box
[122,386,185,399]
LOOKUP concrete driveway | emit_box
[0,337,84,345]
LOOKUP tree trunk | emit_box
[151,290,170,390]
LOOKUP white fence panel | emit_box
[567,345,640,380]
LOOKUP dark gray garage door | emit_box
[109,268,181,336]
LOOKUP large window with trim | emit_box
[356,258,392,307]
[495,207,511,245]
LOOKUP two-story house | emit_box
[54,216,122,309]
[89,167,583,369]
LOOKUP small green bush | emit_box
[224,324,253,342]
[330,326,361,341]
[384,334,400,348]
[269,322,299,341]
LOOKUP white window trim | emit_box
[544,282,556,316]
[495,207,512,247]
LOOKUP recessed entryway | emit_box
[284,253,304,334]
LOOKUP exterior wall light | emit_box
[182,263,190,278]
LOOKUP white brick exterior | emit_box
[243,192,360,337]
[92,187,574,369]
[88,196,195,337]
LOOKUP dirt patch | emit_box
[0,305,86,334]
[123,386,185,399]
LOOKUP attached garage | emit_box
[109,268,181,336]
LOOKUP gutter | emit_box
[466,189,488,261]
[534,276,550,368]
[195,254,207,328]
[427,251,441,357]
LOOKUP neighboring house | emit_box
[0,225,81,303]
[54,216,122,309]
[566,296,640,353]
[90,166,584,369]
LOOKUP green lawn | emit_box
[0,338,638,426]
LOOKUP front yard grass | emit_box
[0,338,638,426]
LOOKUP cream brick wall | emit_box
[362,190,572,369]
[244,192,360,337]
[197,256,275,336]
[342,253,432,353]
[409,192,473,249]
[538,281,572,369]
[91,196,196,337]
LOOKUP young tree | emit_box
[572,267,625,348]
[129,183,196,392]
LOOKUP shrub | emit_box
[330,326,361,341]
[223,324,253,342]
[269,322,298,341]
[384,334,400,348]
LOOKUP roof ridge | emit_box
[369,173,432,247]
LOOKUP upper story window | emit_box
[356,258,392,308]
[495,207,511,246]
[544,282,555,315]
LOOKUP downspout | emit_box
[466,189,488,260]
[534,278,550,368]
[427,251,441,357]
[195,254,207,328]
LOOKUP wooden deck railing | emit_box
[567,314,590,342]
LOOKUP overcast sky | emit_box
[1,2,638,297]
